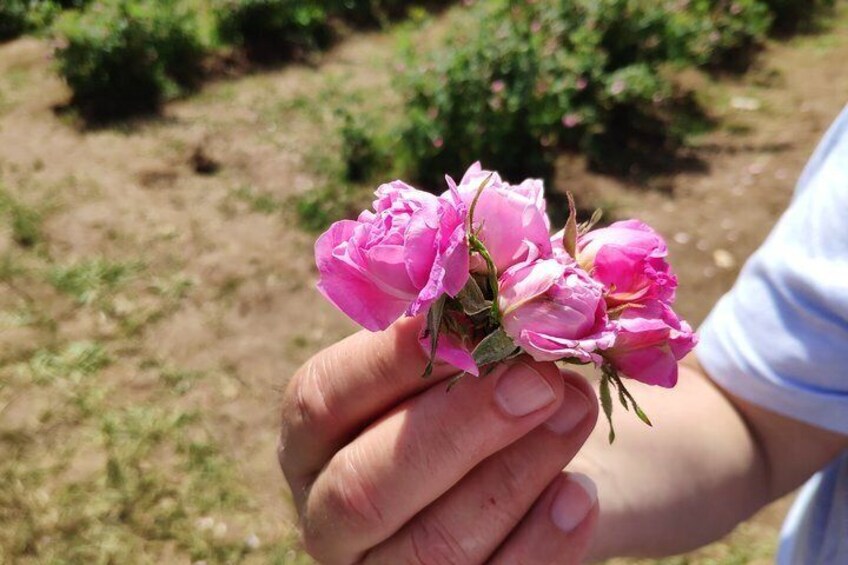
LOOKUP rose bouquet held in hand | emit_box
[314,162,697,441]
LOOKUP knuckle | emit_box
[279,353,344,486]
[563,373,599,422]
[286,353,342,434]
[491,454,530,512]
[299,525,360,565]
[322,447,386,532]
[369,336,404,386]
[397,421,466,482]
[298,520,324,561]
[408,514,471,565]
[372,319,426,383]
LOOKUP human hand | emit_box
[278,316,599,564]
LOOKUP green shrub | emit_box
[0,0,29,40]
[0,1,94,40]
[395,0,776,185]
[53,0,205,119]
[763,0,836,34]
[338,109,388,183]
[215,0,331,62]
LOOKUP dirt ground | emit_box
[0,3,846,563]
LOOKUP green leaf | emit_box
[472,327,517,368]
[600,372,615,444]
[455,277,490,316]
[563,191,578,260]
[422,295,447,377]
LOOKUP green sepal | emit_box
[563,191,578,260]
[600,371,615,444]
[633,402,653,427]
[472,327,518,368]
[604,364,653,428]
[578,208,604,236]
[468,234,501,323]
[468,172,494,231]
[455,277,490,316]
[422,295,447,378]
[445,372,465,392]
[617,381,629,411]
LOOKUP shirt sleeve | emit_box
[697,104,848,436]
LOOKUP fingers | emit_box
[279,317,459,500]
[301,359,567,564]
[489,472,599,565]
[364,371,598,564]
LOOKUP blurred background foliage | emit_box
[0,0,836,190]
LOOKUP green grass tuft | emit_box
[49,258,141,305]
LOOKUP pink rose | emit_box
[446,162,552,273]
[315,181,469,331]
[571,219,678,306]
[605,300,697,387]
[498,257,615,363]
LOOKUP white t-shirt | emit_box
[698,104,848,564]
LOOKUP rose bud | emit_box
[555,220,678,306]
[498,257,616,363]
[446,162,552,273]
[605,300,698,388]
[315,181,469,331]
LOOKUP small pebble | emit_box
[213,522,228,538]
[713,249,736,269]
[748,162,766,176]
[245,533,261,551]
[730,96,761,111]
[195,517,214,531]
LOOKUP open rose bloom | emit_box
[315,163,697,440]
[315,181,469,331]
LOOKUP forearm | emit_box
[570,360,771,560]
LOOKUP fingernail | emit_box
[544,381,590,434]
[550,473,597,533]
[495,362,557,417]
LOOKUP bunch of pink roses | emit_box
[315,162,697,439]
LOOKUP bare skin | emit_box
[278,316,848,564]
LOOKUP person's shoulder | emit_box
[697,103,848,436]
[796,103,848,196]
